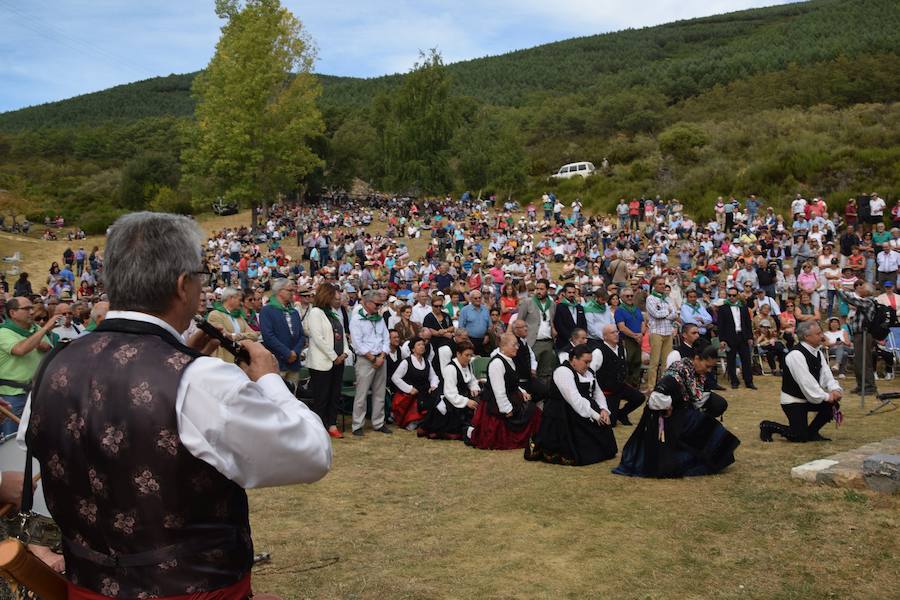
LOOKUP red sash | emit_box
[68,574,251,600]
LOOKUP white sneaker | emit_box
[838,374,846,379]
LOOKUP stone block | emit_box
[791,459,838,483]
[862,454,900,495]
[817,465,866,489]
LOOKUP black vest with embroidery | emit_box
[481,355,520,416]
[555,362,600,414]
[596,343,627,391]
[782,344,823,400]
[443,361,469,399]
[26,319,253,597]
[514,338,531,380]
[402,356,431,394]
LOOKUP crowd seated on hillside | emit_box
[2,190,899,476]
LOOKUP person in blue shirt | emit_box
[680,288,713,335]
[458,290,491,355]
[259,279,306,390]
[615,287,645,389]
[58,264,75,286]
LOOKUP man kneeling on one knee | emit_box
[760,320,842,443]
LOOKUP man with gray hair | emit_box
[260,277,306,388]
[838,280,879,395]
[760,320,842,443]
[19,212,331,598]
[83,300,109,332]
[349,289,392,436]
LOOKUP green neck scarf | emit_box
[268,296,293,314]
[0,320,37,338]
[84,320,98,332]
[619,302,639,314]
[214,302,243,319]
[560,298,578,308]
[724,299,743,308]
[650,291,668,301]
[583,300,607,314]
[326,308,340,320]
[358,308,381,322]
[533,296,552,318]
[686,302,702,313]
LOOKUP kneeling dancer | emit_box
[525,344,617,465]
[613,345,740,478]
[759,320,842,443]
[469,333,542,449]
[391,336,440,430]
[595,324,646,426]
[665,324,728,419]
[418,340,480,440]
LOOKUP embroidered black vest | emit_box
[782,344,823,399]
[27,319,253,598]
[514,338,531,381]
[555,363,601,414]
[481,355,520,416]
[402,356,431,394]
[444,361,469,399]
[596,343,627,391]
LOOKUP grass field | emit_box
[1,210,897,599]
[249,376,900,600]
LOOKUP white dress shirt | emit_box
[552,365,608,422]
[731,305,742,333]
[349,308,390,356]
[490,340,537,372]
[411,302,431,325]
[391,355,439,393]
[487,353,525,414]
[781,342,841,406]
[441,359,480,409]
[558,348,602,372]
[18,311,332,489]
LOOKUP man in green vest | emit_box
[0,297,57,435]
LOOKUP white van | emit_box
[550,161,596,180]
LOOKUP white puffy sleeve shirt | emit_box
[18,311,332,490]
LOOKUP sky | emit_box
[0,0,798,113]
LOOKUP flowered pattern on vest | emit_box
[27,327,253,598]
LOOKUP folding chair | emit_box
[471,356,491,384]
[754,344,770,376]
[886,328,900,379]
[338,365,356,432]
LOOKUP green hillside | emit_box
[2,0,896,128]
[1,0,899,229]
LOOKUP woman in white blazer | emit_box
[307,283,348,439]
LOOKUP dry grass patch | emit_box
[248,377,900,600]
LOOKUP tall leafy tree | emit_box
[373,50,459,194]
[183,0,323,224]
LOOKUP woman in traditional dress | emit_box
[613,345,740,478]
[418,340,479,440]
[469,334,542,449]
[391,336,440,430]
[525,344,616,466]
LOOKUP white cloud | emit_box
[0,0,800,111]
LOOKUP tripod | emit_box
[860,329,899,415]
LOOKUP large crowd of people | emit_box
[1,191,898,596]
[5,192,899,457]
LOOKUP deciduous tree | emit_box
[183,0,324,226]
